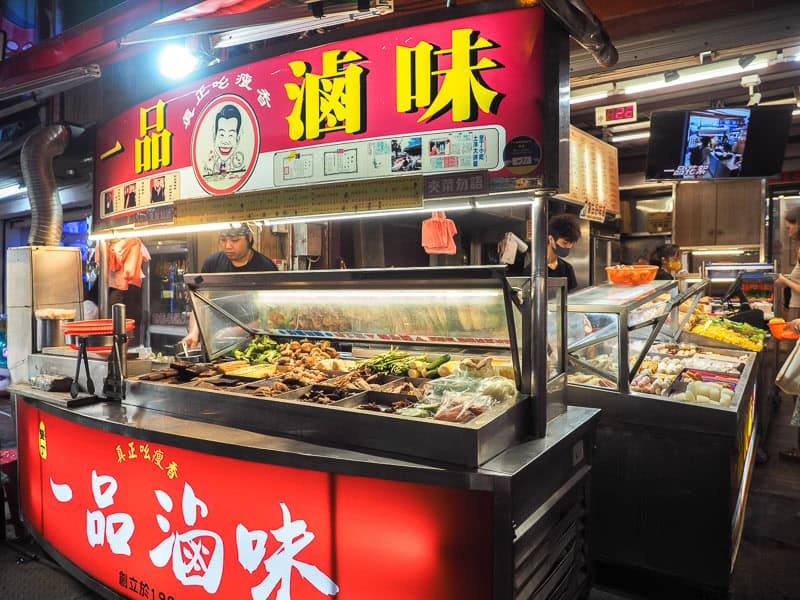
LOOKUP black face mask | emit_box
[553,242,571,258]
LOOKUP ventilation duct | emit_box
[21,124,70,246]
[541,0,618,68]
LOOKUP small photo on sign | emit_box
[103,190,114,215]
[149,176,165,203]
[124,184,137,209]
[391,137,422,172]
[429,139,451,156]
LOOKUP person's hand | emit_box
[776,274,789,287]
[180,331,200,350]
[790,319,800,334]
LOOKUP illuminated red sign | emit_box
[17,401,493,599]
[94,7,547,222]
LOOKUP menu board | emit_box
[175,176,422,225]
[562,126,619,215]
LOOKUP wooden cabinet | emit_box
[673,180,762,247]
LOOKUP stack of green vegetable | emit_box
[407,354,450,378]
[358,347,450,378]
[233,335,281,364]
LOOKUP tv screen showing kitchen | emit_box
[645,105,793,180]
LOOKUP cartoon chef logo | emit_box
[191,94,260,195]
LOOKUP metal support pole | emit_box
[532,192,549,438]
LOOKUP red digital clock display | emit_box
[595,102,638,126]
[606,104,635,122]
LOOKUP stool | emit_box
[0,448,21,540]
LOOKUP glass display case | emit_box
[566,280,684,393]
[126,266,563,467]
[566,279,761,428]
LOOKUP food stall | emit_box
[8,3,611,599]
[565,276,760,595]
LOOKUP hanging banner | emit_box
[94,6,550,228]
[17,401,493,600]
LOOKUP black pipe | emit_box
[541,0,618,68]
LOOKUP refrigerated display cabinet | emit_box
[565,279,759,596]
[125,267,568,468]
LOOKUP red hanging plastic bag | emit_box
[422,211,457,255]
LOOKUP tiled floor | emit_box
[2,392,800,599]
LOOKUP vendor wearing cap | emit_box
[202,223,278,273]
[182,223,277,348]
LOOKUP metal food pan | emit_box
[335,390,420,412]
[126,377,531,467]
[378,377,433,397]
[275,385,365,405]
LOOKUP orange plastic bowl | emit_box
[606,265,659,285]
[769,321,800,340]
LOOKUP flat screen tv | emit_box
[645,105,793,180]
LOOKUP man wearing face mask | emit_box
[650,243,682,280]
[547,213,582,292]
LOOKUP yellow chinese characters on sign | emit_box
[397,28,502,123]
[114,441,178,480]
[135,99,173,174]
[285,49,366,141]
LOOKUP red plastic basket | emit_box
[63,319,135,351]
[768,321,800,340]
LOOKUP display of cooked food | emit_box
[567,372,615,388]
[294,387,360,405]
[690,317,766,352]
[671,381,734,407]
[652,342,697,356]
[630,372,676,396]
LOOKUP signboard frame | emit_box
[91,2,569,233]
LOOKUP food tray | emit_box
[126,376,530,467]
[276,385,364,405]
[336,390,419,413]
[378,376,433,398]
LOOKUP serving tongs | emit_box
[70,337,95,398]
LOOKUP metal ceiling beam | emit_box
[570,2,800,78]
[0,0,207,89]
[120,1,387,45]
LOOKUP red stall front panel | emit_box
[17,403,493,600]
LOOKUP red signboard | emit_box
[94,7,547,224]
[16,400,494,599]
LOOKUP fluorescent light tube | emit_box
[611,131,651,143]
[623,56,769,95]
[0,184,26,200]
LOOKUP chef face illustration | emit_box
[212,105,242,170]
[192,94,260,195]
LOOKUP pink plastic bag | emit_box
[421,211,457,255]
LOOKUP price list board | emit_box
[175,176,423,225]
[562,126,620,216]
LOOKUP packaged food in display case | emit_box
[126,267,561,467]
[566,280,689,392]
[566,278,759,439]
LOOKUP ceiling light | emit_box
[692,250,746,256]
[158,44,201,80]
[622,53,772,96]
[569,83,614,105]
[610,131,650,143]
[212,4,391,49]
[0,65,101,103]
[0,184,25,200]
